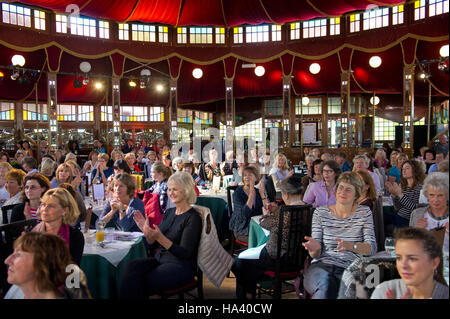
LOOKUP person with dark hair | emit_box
[122,139,134,154]
[428,150,446,174]
[423,149,436,173]
[113,159,132,174]
[303,160,342,208]
[382,142,393,161]
[385,159,425,227]
[180,161,205,187]
[21,157,38,175]
[0,151,10,163]
[21,140,33,157]
[229,166,263,244]
[335,152,352,172]
[10,173,50,222]
[371,227,448,299]
[232,173,306,299]
[356,170,377,212]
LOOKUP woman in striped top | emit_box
[10,173,50,223]
[302,172,377,299]
[385,159,425,228]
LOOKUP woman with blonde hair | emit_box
[120,171,202,299]
[39,157,57,182]
[0,162,13,206]
[32,187,84,265]
[3,169,26,207]
[269,153,291,190]
[50,163,73,189]
[356,169,377,212]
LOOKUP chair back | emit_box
[264,175,277,202]
[373,196,385,251]
[275,204,314,272]
[1,204,20,225]
[226,185,238,219]
[0,219,39,255]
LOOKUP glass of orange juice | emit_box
[96,220,106,244]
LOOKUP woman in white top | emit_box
[1,169,26,224]
[371,227,448,299]
[269,153,291,191]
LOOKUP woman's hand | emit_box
[72,173,83,189]
[302,236,321,255]
[23,202,32,220]
[335,238,352,252]
[385,287,413,299]
[110,198,121,212]
[416,217,428,229]
[133,210,146,232]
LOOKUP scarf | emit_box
[33,222,71,248]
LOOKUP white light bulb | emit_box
[11,55,25,67]
[440,44,449,58]
[302,97,310,105]
[254,66,265,77]
[309,63,321,74]
[370,96,380,105]
[192,68,203,79]
[369,56,382,68]
[156,84,164,92]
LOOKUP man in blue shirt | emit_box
[428,150,445,173]
[335,152,353,172]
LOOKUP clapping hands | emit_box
[385,287,413,299]
[302,236,321,255]
[385,181,402,197]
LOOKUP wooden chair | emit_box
[256,204,314,299]
[226,185,248,257]
[373,196,385,251]
[1,204,20,225]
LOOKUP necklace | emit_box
[428,207,449,221]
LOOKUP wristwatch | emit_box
[353,243,358,252]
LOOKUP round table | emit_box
[248,215,270,248]
[80,234,147,299]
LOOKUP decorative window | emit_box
[349,14,360,33]
[55,14,68,33]
[118,23,129,40]
[23,103,47,121]
[328,119,341,146]
[158,26,169,43]
[132,24,156,42]
[34,10,45,30]
[328,97,341,114]
[57,104,77,121]
[290,22,301,40]
[101,106,113,121]
[246,25,269,43]
[429,0,449,16]
[69,16,96,37]
[121,106,148,121]
[264,119,282,128]
[329,17,340,35]
[414,117,426,125]
[303,19,326,38]
[78,105,94,121]
[375,116,398,141]
[1,3,31,27]
[363,7,389,30]
[194,111,213,125]
[177,27,187,44]
[264,99,283,116]
[272,25,282,41]
[221,118,263,142]
[99,21,109,39]
[233,27,243,44]
[189,27,213,44]
[415,0,427,20]
[392,5,404,25]
[0,102,14,120]
[177,109,193,123]
[295,97,322,115]
[215,27,225,44]
[149,106,164,121]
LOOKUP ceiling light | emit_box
[156,84,164,92]
[254,66,265,77]
[95,82,103,89]
[417,70,430,81]
[82,76,89,85]
[11,55,25,67]
[129,80,137,87]
[140,69,151,77]
[301,96,310,105]
[370,96,380,105]
[309,63,321,74]
[0,71,4,78]
[369,56,382,68]
[193,68,203,79]
[10,70,20,81]
[80,61,91,73]
[440,44,449,58]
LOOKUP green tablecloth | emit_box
[80,237,147,299]
[248,217,270,248]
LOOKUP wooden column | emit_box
[282,75,291,147]
[111,77,121,148]
[47,72,58,148]
[340,70,351,147]
[13,102,24,144]
[403,64,415,153]
[168,79,178,139]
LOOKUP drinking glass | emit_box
[96,220,105,244]
[385,237,396,257]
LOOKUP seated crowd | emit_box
[0,136,448,300]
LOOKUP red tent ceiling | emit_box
[17,0,406,26]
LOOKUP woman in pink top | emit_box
[303,160,342,208]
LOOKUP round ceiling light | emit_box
[370,95,380,105]
[156,84,164,92]
[192,68,203,79]
[11,55,25,67]
[302,96,310,105]
[129,80,137,87]
[369,56,382,68]
[254,66,265,77]
[80,61,92,73]
[95,82,103,89]
[440,44,449,58]
[140,69,151,77]
[309,63,321,74]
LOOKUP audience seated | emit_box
[119,172,202,299]
[269,153,291,191]
[303,160,341,208]
[353,155,381,193]
[302,172,377,299]
[371,227,448,299]
[229,166,263,244]
[356,170,377,212]
[147,162,172,213]
[3,169,26,208]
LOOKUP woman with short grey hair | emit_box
[410,172,449,252]
[353,154,381,192]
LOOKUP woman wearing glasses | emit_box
[10,173,50,222]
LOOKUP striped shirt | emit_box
[311,205,377,269]
[392,183,423,221]
[30,207,38,220]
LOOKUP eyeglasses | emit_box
[322,169,334,174]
